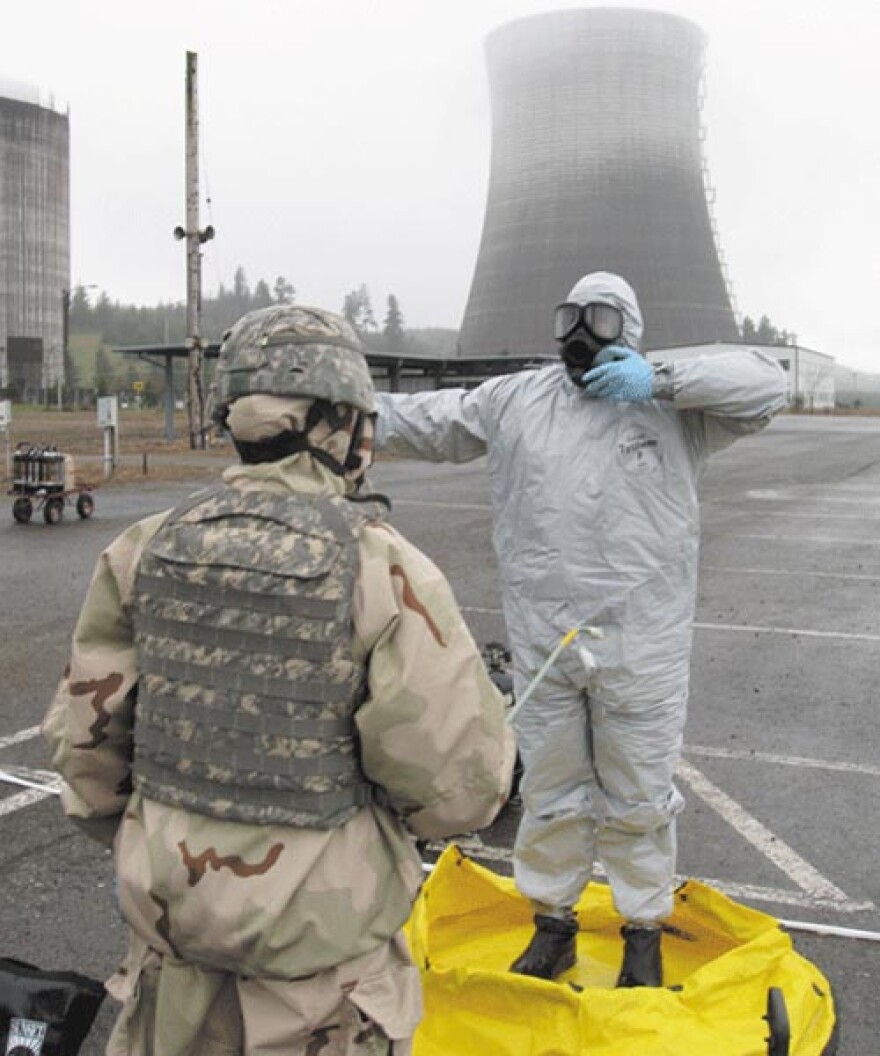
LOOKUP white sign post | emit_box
[0,400,10,481]
[97,396,119,479]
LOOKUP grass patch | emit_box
[2,408,227,489]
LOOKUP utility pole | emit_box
[175,51,214,450]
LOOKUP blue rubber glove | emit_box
[581,346,653,402]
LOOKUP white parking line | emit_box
[693,621,880,643]
[0,787,55,818]
[717,510,880,521]
[702,565,880,584]
[0,726,40,750]
[745,490,880,506]
[677,760,867,910]
[809,485,880,495]
[701,879,871,913]
[0,766,61,793]
[686,744,880,778]
[739,532,880,547]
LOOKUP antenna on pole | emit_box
[175,51,214,450]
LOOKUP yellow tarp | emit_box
[406,845,836,1056]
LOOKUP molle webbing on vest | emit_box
[133,756,375,828]
[131,485,379,829]
[138,679,354,737]
[135,611,334,662]
[133,572,338,619]
[138,658,354,704]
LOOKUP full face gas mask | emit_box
[554,301,624,385]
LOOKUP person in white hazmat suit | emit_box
[373,271,789,986]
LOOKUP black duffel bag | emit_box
[0,958,105,1056]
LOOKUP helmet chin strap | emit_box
[231,429,346,474]
[230,401,371,480]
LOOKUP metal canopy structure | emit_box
[366,350,554,392]
[114,342,220,441]
[113,343,553,440]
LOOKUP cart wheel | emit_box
[76,493,95,519]
[44,497,64,525]
[12,497,33,524]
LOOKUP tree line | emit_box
[740,315,797,346]
[69,268,415,349]
[65,268,457,404]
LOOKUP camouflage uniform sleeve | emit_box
[42,512,169,847]
[354,522,516,841]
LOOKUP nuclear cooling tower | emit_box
[0,84,70,394]
[459,9,739,356]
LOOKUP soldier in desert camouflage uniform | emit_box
[43,305,515,1055]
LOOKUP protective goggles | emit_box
[553,301,624,343]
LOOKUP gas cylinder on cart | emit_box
[41,446,65,487]
[12,444,29,486]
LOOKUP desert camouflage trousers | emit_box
[105,931,422,1056]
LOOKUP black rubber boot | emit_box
[510,913,578,980]
[616,924,663,987]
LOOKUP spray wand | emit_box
[505,625,604,726]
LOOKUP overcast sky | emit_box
[2,0,878,370]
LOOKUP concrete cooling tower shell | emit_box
[0,88,70,391]
[459,8,739,356]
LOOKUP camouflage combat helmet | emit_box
[213,305,375,421]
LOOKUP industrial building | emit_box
[459,8,738,358]
[833,366,880,410]
[0,83,69,399]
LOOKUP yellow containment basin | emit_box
[406,845,837,1056]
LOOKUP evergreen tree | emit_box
[342,291,358,329]
[94,292,113,334]
[741,314,792,345]
[342,284,376,333]
[68,285,94,329]
[756,315,778,344]
[253,280,273,308]
[233,266,249,299]
[383,294,406,355]
[360,286,376,332]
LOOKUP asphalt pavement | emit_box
[1,415,878,1054]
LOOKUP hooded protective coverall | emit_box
[43,376,514,1054]
[375,273,788,925]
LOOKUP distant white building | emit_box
[647,342,835,411]
[833,366,880,410]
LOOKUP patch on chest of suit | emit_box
[617,424,662,475]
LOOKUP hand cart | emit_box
[8,442,95,525]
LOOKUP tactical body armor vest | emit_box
[131,484,381,828]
